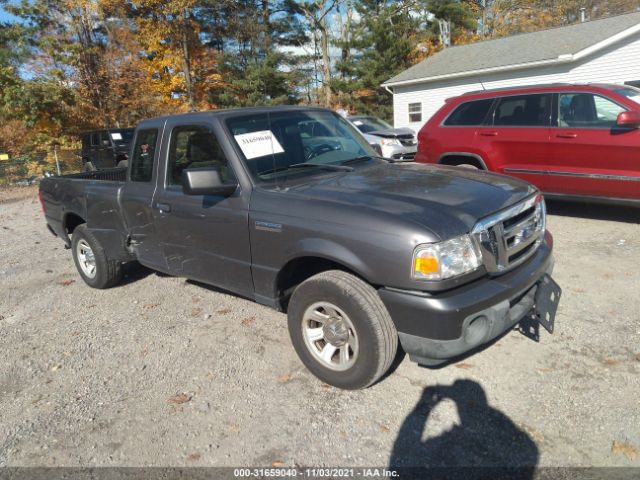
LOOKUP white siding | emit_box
[392,32,640,130]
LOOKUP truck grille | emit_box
[472,195,545,274]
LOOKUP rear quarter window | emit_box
[444,99,494,126]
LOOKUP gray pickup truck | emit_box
[39,106,561,389]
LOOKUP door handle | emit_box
[556,133,577,139]
[155,202,171,213]
[480,131,498,137]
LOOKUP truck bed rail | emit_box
[60,167,127,182]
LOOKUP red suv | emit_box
[416,84,640,204]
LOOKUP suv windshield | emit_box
[226,110,375,184]
[110,129,135,146]
[615,86,640,107]
[350,116,392,133]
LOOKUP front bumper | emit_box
[381,144,417,161]
[378,238,555,366]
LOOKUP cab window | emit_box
[167,125,234,186]
[130,129,158,182]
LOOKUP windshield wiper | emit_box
[259,163,353,176]
[341,156,372,165]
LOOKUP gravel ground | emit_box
[0,191,638,469]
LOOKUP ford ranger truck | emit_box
[39,106,561,389]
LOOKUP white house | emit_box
[382,12,640,130]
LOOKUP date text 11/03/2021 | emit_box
[233,468,399,478]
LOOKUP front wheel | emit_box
[71,224,123,289]
[287,270,398,389]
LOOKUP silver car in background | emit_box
[349,115,417,161]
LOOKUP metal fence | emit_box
[0,149,83,185]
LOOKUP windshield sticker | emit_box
[353,120,364,126]
[111,133,123,140]
[234,130,284,159]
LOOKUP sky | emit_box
[0,4,21,23]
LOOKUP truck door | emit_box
[120,125,167,271]
[151,121,253,297]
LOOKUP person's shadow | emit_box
[389,380,538,478]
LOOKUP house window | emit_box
[408,103,422,123]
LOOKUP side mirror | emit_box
[616,111,640,128]
[182,167,237,197]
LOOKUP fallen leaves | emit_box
[612,440,639,461]
[635,353,640,362]
[144,303,159,310]
[602,358,619,367]
[277,373,292,383]
[228,423,241,433]
[168,393,192,405]
[378,424,390,433]
[454,362,474,370]
[191,307,202,317]
[58,279,75,286]
[187,452,201,462]
[241,316,255,327]
[216,308,231,315]
[272,461,285,468]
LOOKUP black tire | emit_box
[83,161,96,172]
[287,270,398,389]
[71,224,123,289]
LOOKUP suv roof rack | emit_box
[462,83,574,96]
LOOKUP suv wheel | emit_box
[287,270,398,389]
[71,224,123,289]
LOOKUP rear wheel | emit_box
[71,224,122,289]
[287,270,398,389]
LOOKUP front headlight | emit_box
[380,138,401,146]
[412,234,483,281]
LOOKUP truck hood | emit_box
[367,127,415,140]
[292,162,537,240]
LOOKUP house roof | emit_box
[383,11,640,88]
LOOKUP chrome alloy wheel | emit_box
[301,302,359,371]
[76,239,97,279]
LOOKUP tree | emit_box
[333,0,424,119]
[205,0,308,108]
[299,0,340,107]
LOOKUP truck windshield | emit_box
[615,86,640,107]
[226,110,376,184]
[350,116,392,133]
[110,129,135,146]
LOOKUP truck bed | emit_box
[40,168,129,258]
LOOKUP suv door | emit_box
[152,121,253,297]
[549,91,639,199]
[476,93,552,191]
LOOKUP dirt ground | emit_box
[0,190,638,470]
